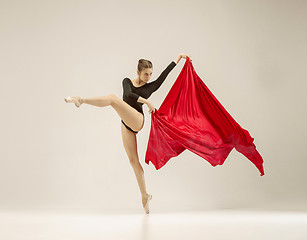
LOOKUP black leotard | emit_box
[122,60,177,115]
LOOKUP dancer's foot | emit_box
[142,193,153,214]
[64,96,84,108]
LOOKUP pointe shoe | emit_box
[143,193,152,214]
[64,96,83,108]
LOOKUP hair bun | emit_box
[137,59,153,72]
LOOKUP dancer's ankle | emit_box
[141,192,149,197]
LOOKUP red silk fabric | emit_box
[145,57,264,176]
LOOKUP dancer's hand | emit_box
[180,53,192,61]
[147,101,156,114]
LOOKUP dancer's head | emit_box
[137,59,153,83]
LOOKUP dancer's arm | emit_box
[173,54,181,65]
[148,61,177,92]
[122,78,140,101]
[148,53,192,93]
[122,78,150,106]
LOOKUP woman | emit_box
[65,53,192,214]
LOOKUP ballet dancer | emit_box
[65,53,192,214]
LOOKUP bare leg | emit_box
[68,94,144,132]
[82,95,112,107]
[131,159,147,196]
[121,121,151,209]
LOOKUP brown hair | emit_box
[138,59,153,72]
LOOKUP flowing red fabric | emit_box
[145,57,264,176]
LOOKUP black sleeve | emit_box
[148,61,177,93]
[122,78,140,101]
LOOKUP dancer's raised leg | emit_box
[83,95,112,107]
[65,94,144,132]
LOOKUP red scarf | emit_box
[145,57,265,176]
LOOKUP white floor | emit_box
[0,209,306,240]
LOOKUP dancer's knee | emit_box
[131,159,144,172]
[108,94,119,105]
[129,157,137,165]
[129,156,139,165]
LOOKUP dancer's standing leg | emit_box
[120,121,151,209]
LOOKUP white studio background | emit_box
[0,0,306,213]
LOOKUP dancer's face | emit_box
[138,68,153,83]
